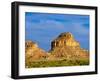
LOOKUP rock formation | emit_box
[25,32,89,67]
[51,32,80,50]
[49,32,89,59]
[25,41,48,61]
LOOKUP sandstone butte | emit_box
[25,32,89,62]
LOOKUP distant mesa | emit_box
[25,40,48,61]
[25,40,38,49]
[25,32,89,62]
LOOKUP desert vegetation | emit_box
[26,58,89,68]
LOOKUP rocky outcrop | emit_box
[51,32,80,50]
[49,32,89,59]
[25,41,48,61]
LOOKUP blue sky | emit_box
[25,12,89,51]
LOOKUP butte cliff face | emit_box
[51,32,80,50]
[49,32,89,59]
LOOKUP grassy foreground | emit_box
[25,58,89,68]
